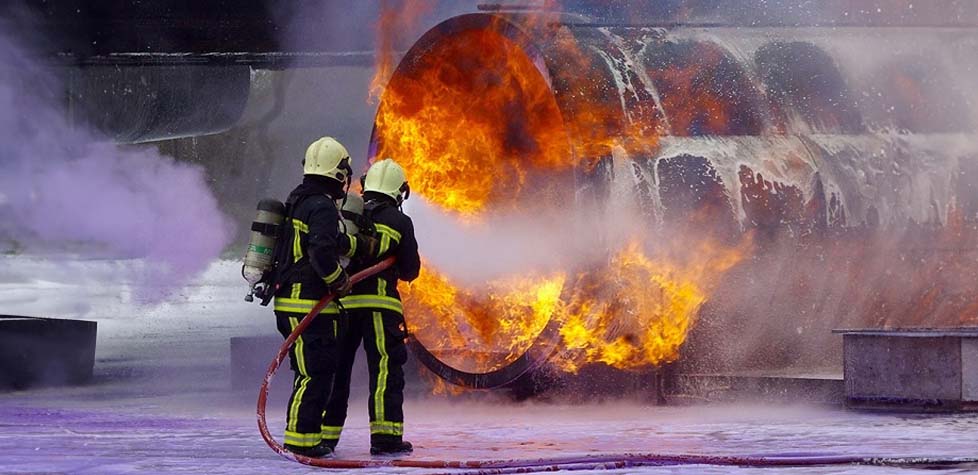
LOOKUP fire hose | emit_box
[257,257,978,472]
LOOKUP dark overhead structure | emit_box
[2,0,975,142]
[0,0,380,142]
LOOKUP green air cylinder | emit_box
[243,199,286,292]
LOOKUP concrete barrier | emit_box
[836,328,978,411]
[0,315,97,390]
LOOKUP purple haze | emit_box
[0,33,234,301]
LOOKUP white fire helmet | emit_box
[303,136,352,183]
[362,158,410,203]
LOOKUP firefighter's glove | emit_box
[327,271,353,298]
[355,233,379,259]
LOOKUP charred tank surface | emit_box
[370,12,978,392]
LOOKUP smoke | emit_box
[406,200,597,285]
[0,32,233,302]
[404,147,668,287]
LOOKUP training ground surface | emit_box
[1,257,977,474]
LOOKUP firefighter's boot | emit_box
[370,435,413,456]
[285,441,335,458]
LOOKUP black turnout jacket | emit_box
[339,192,421,314]
[273,176,357,315]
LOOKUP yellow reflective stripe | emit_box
[338,295,403,313]
[344,234,357,258]
[290,282,301,299]
[375,224,401,243]
[292,219,309,233]
[376,224,399,256]
[284,430,321,447]
[292,221,304,263]
[275,302,311,313]
[323,263,343,285]
[288,375,310,433]
[320,425,343,439]
[290,317,308,375]
[372,311,389,424]
[274,298,341,314]
[369,421,404,436]
[288,317,308,432]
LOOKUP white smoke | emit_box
[0,30,234,302]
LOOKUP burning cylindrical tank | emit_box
[369,12,978,390]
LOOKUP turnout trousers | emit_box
[321,308,408,445]
[275,310,340,449]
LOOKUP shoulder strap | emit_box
[363,199,390,218]
[260,193,312,305]
[357,199,390,236]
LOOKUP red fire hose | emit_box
[257,257,977,472]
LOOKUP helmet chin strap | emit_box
[338,157,353,194]
[336,157,354,228]
[401,183,411,202]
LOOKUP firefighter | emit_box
[273,136,360,458]
[322,158,421,456]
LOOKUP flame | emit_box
[402,262,565,373]
[373,25,573,216]
[551,238,746,373]
[370,0,434,103]
[372,19,667,217]
[371,10,978,389]
[421,369,467,396]
[402,238,747,376]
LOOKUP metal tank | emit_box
[370,11,978,389]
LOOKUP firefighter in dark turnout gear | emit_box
[322,158,421,456]
[273,136,363,459]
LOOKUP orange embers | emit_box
[373,27,572,216]
[401,238,747,375]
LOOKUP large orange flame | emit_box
[402,238,747,375]
[374,25,573,216]
[552,238,747,372]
